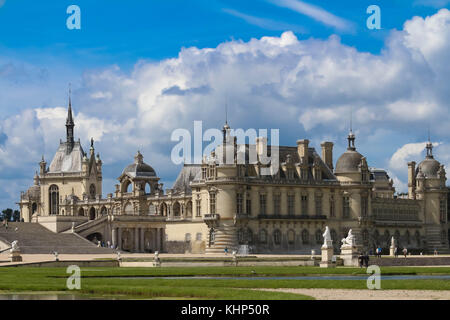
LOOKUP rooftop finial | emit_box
[426,128,433,158]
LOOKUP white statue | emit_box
[10,240,19,251]
[341,229,355,247]
[391,236,396,247]
[322,226,332,247]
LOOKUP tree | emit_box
[1,208,13,222]
[13,210,20,222]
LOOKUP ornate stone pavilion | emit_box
[18,100,449,254]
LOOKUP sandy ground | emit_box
[257,288,450,300]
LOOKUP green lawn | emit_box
[0,266,449,299]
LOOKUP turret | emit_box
[408,161,416,199]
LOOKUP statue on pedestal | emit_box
[341,229,355,247]
[322,226,333,248]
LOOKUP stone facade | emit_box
[18,102,449,254]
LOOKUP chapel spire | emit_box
[66,85,75,153]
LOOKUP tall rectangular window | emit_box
[440,200,446,223]
[209,193,216,214]
[196,199,201,217]
[329,195,335,217]
[202,167,207,180]
[288,195,295,215]
[260,194,267,215]
[273,194,281,215]
[236,193,243,214]
[343,197,350,218]
[301,195,308,215]
[246,198,251,215]
[315,196,322,216]
[361,196,368,217]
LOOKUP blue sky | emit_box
[0,0,449,209]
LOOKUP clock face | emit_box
[61,155,73,172]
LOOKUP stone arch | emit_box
[144,230,154,252]
[87,232,103,243]
[160,203,168,216]
[173,202,181,217]
[246,228,253,245]
[121,229,133,251]
[78,207,85,216]
[89,207,96,220]
[121,179,132,193]
[100,206,107,216]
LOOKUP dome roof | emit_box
[26,185,40,199]
[122,151,157,178]
[335,150,363,174]
[416,157,441,178]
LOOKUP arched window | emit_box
[415,231,421,247]
[160,203,168,216]
[405,230,411,245]
[49,185,59,215]
[273,229,281,245]
[78,208,85,216]
[315,229,322,244]
[238,228,245,244]
[89,184,96,199]
[173,202,181,217]
[259,229,267,244]
[148,204,156,215]
[100,207,107,216]
[362,229,369,246]
[186,201,193,218]
[247,228,253,244]
[124,203,133,215]
[288,230,295,245]
[374,230,380,245]
[89,207,96,220]
[31,203,37,215]
[330,229,337,244]
[302,229,309,244]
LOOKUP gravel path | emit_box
[258,288,450,300]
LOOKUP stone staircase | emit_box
[206,224,238,254]
[0,222,113,254]
[425,226,450,254]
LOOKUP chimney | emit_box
[297,139,309,163]
[256,137,268,158]
[321,141,334,170]
[408,161,416,199]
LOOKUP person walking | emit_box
[403,248,408,258]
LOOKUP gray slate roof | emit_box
[49,142,85,173]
